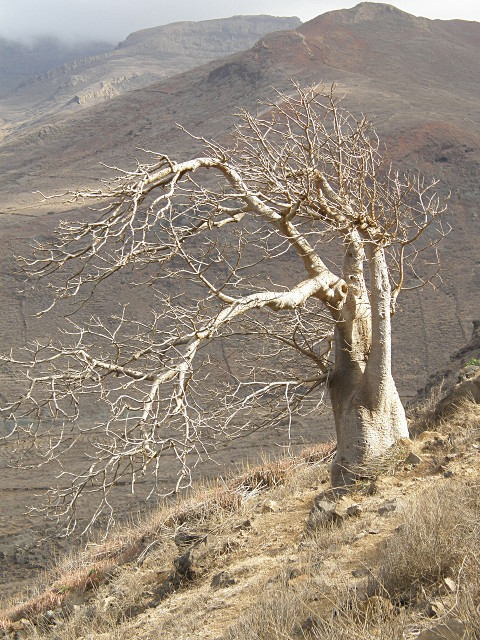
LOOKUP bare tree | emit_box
[0,85,446,533]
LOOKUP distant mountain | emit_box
[0,16,300,135]
[0,2,479,396]
[0,36,113,94]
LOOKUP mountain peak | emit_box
[349,2,412,18]
[302,2,427,29]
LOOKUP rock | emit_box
[335,495,361,517]
[151,535,213,604]
[352,568,369,578]
[300,616,319,634]
[307,498,341,529]
[378,500,397,516]
[415,618,467,639]
[307,493,361,530]
[346,503,362,517]
[174,530,206,549]
[211,571,235,590]
[460,364,480,381]
[262,500,279,513]
[365,480,377,495]
[173,535,211,581]
[425,599,445,617]
[406,452,423,465]
[443,577,457,593]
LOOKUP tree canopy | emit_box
[0,85,447,534]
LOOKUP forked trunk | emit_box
[329,241,409,486]
[329,330,408,485]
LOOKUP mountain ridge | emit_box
[0,15,301,137]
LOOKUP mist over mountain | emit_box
[0,36,114,94]
[0,15,300,133]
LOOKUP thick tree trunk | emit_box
[329,344,408,485]
[329,241,409,486]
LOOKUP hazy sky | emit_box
[1,0,479,44]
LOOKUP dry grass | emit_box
[226,589,407,640]
[409,384,480,439]
[218,403,480,640]
[373,480,480,604]
[407,383,447,435]
[225,572,312,640]
[0,442,334,633]
[2,403,480,640]
[224,554,407,640]
[224,477,480,640]
[456,554,480,637]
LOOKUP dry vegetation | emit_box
[1,396,479,639]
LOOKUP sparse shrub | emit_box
[466,357,480,367]
[373,481,480,603]
[238,457,295,491]
[225,572,311,640]
[226,577,407,640]
[300,442,336,465]
[407,384,445,435]
[0,444,330,634]
[310,587,407,640]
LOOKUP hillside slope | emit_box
[0,2,479,607]
[1,387,479,639]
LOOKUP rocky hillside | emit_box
[1,385,479,639]
[413,320,480,415]
[0,2,479,613]
[0,16,300,136]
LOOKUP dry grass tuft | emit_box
[353,437,413,484]
[456,553,480,636]
[408,384,480,440]
[237,443,335,493]
[225,575,408,640]
[373,480,480,603]
[299,442,336,465]
[407,384,446,435]
[225,571,312,640]
[1,590,64,626]
[53,559,114,594]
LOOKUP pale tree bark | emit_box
[330,235,409,485]
[0,85,447,533]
